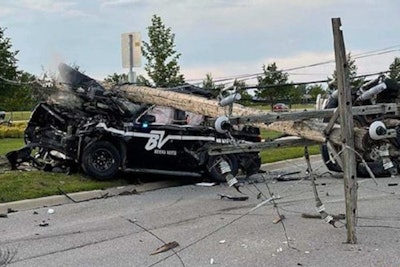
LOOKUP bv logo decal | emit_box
[145,130,170,151]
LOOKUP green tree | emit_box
[202,73,223,98]
[288,84,306,104]
[256,63,293,105]
[136,75,152,87]
[104,73,129,84]
[328,52,364,90]
[104,73,151,87]
[389,57,400,81]
[142,15,185,87]
[0,27,19,110]
[232,79,252,105]
[202,73,216,90]
[307,84,326,101]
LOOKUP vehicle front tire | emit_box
[320,141,343,173]
[206,154,239,182]
[81,141,121,180]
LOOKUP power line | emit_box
[243,71,390,89]
[187,45,400,86]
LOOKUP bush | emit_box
[0,122,27,138]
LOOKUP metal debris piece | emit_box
[301,213,345,220]
[150,241,179,255]
[218,193,249,201]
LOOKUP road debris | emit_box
[39,220,49,227]
[275,171,303,181]
[273,214,285,224]
[118,189,138,196]
[58,187,78,203]
[47,208,54,214]
[195,182,217,187]
[150,241,179,255]
[301,213,345,220]
[0,213,8,218]
[305,147,339,227]
[7,208,17,214]
[210,258,215,264]
[218,193,249,201]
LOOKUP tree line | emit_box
[1,15,400,111]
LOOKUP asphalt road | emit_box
[2,157,400,267]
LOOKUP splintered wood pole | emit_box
[332,17,358,244]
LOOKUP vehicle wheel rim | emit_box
[91,149,115,171]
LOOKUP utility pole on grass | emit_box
[332,17,358,244]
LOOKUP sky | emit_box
[1,0,400,86]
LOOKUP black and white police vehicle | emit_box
[7,63,261,181]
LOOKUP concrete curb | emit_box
[0,180,183,213]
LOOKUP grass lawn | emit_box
[0,138,128,203]
[259,129,321,162]
[0,138,25,155]
[5,111,32,121]
[260,145,320,163]
[0,171,129,203]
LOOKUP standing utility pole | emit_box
[332,17,358,244]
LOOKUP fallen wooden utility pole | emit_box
[117,84,375,151]
[117,84,266,118]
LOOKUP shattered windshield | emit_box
[58,63,104,93]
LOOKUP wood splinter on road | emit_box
[150,241,180,255]
[273,214,285,224]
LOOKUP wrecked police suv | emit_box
[7,63,261,181]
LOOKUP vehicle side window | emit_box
[186,111,204,125]
[145,106,204,126]
[147,106,175,124]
